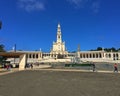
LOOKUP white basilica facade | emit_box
[50,23,68,59]
[9,23,120,63]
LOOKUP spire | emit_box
[57,23,61,33]
[12,44,16,52]
[58,22,60,27]
[78,44,80,52]
[57,23,62,43]
[39,48,41,52]
[102,47,104,51]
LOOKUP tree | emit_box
[97,47,102,51]
[0,44,6,65]
[0,44,5,52]
[111,47,116,52]
[104,47,117,52]
[89,47,118,52]
[118,48,120,51]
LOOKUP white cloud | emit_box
[17,0,45,12]
[91,1,100,13]
[67,0,83,5]
[67,0,87,8]
[67,0,101,13]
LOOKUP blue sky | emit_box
[0,0,120,52]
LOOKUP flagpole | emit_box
[13,44,16,66]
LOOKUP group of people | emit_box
[91,63,119,72]
[25,63,33,69]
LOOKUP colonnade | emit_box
[78,51,120,60]
[22,51,120,61]
[79,52,102,58]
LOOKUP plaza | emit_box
[0,1,120,96]
[0,70,120,96]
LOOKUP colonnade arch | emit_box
[79,52,102,58]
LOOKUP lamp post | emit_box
[13,44,16,66]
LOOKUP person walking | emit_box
[114,63,118,72]
[92,63,96,72]
[30,64,33,69]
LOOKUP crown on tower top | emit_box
[58,23,60,28]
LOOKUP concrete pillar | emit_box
[82,54,84,58]
[94,53,96,58]
[91,53,93,58]
[19,54,26,70]
[40,53,43,58]
[118,53,120,60]
[38,53,40,58]
[98,53,100,58]
[77,52,80,58]
[101,53,103,58]
[100,53,102,58]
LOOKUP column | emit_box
[19,54,26,70]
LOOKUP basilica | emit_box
[9,23,120,63]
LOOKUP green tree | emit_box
[97,47,102,51]
[118,48,120,51]
[111,47,116,52]
[0,44,6,65]
[0,44,5,52]
[104,47,117,52]
[90,47,118,52]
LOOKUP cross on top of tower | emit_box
[58,22,60,28]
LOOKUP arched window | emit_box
[93,54,95,58]
[33,54,35,58]
[29,54,31,58]
[99,53,102,58]
[109,54,111,58]
[90,54,92,58]
[113,54,115,57]
[96,54,98,58]
[86,54,88,58]
[80,54,82,58]
[36,54,38,58]
[83,54,85,58]
[116,53,118,57]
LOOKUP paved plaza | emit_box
[0,70,120,96]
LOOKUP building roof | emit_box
[0,52,24,58]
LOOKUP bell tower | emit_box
[50,23,68,59]
[57,23,62,43]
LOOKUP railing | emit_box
[51,63,120,72]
